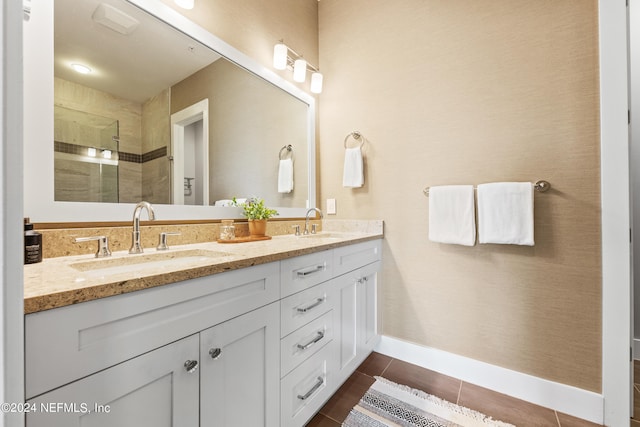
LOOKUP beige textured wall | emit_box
[318,1,601,392]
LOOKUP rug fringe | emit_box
[373,376,515,427]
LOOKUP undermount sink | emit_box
[70,249,230,277]
[297,232,349,240]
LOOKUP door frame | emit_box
[170,99,209,205]
[600,0,632,425]
[2,1,25,426]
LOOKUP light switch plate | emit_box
[327,198,337,215]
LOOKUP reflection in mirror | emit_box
[51,0,311,211]
[54,106,120,202]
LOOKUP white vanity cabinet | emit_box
[280,240,382,427]
[25,262,280,427]
[24,238,382,427]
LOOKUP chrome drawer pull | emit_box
[297,331,325,351]
[209,348,222,360]
[296,265,324,277]
[296,297,325,313]
[297,376,324,400]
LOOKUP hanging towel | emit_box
[343,146,364,188]
[278,158,294,193]
[428,185,476,246]
[477,182,534,246]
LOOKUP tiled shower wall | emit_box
[54,78,170,204]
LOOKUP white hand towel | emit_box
[278,158,294,193]
[477,182,534,246]
[428,185,476,246]
[343,146,364,188]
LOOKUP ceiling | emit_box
[54,0,221,104]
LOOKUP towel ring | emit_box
[279,144,293,160]
[344,131,365,148]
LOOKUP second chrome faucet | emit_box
[129,201,156,254]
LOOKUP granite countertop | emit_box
[24,221,383,314]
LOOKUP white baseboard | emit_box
[374,336,603,425]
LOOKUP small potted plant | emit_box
[235,197,279,237]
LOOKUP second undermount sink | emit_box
[70,249,231,277]
[298,232,350,240]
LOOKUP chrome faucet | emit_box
[129,201,156,254]
[304,208,323,235]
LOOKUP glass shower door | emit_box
[53,106,120,203]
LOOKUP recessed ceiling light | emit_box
[71,63,92,74]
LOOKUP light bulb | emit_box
[310,72,323,93]
[174,0,194,9]
[273,43,288,70]
[293,59,307,83]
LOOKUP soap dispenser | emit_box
[24,217,42,264]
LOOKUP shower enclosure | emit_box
[54,106,119,203]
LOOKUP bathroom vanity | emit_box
[23,229,382,426]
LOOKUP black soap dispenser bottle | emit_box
[24,217,42,264]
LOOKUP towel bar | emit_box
[423,180,551,197]
[344,131,365,148]
[279,144,293,160]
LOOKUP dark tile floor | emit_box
[306,352,602,427]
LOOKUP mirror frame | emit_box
[24,0,316,222]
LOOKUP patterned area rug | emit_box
[342,377,515,427]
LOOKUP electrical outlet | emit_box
[327,198,337,215]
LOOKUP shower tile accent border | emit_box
[54,141,167,164]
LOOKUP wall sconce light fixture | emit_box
[273,41,323,94]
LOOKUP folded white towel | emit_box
[213,198,247,207]
[428,185,476,246]
[278,158,294,193]
[343,146,364,188]
[477,182,534,246]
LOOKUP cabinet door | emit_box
[200,302,280,427]
[357,261,380,355]
[26,334,200,427]
[335,270,360,383]
[335,261,380,385]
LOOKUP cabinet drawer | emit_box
[280,343,337,427]
[281,310,334,377]
[281,280,334,337]
[333,239,382,276]
[281,250,333,297]
[25,261,280,399]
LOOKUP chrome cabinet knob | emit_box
[209,348,222,360]
[184,360,199,374]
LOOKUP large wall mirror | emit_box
[24,0,316,222]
